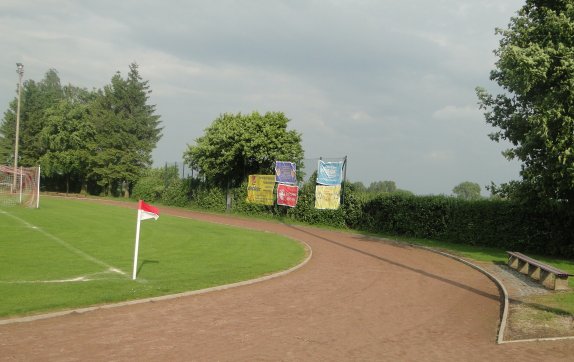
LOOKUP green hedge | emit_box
[190,185,226,212]
[352,194,574,258]
[153,174,574,259]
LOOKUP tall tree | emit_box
[0,97,17,164]
[39,88,95,194]
[90,63,162,195]
[476,0,574,203]
[368,180,397,194]
[351,181,367,193]
[0,69,64,166]
[452,181,482,200]
[184,111,304,187]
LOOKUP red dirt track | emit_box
[1,199,574,361]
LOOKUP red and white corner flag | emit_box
[138,200,159,221]
[132,200,159,280]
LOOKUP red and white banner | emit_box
[138,200,159,221]
[277,183,299,207]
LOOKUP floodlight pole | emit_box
[13,63,24,193]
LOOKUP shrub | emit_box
[190,185,226,212]
[131,175,163,202]
[161,179,190,207]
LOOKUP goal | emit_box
[0,165,40,208]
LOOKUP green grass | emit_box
[0,197,306,318]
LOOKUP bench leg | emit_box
[508,255,519,269]
[529,266,541,281]
[518,260,529,275]
[554,276,569,291]
[540,270,554,289]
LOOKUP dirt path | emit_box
[1,199,574,361]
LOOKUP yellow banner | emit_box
[246,175,275,205]
[315,185,341,210]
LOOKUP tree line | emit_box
[0,63,162,195]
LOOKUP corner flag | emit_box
[138,200,159,221]
[132,200,159,280]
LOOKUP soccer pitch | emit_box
[0,197,306,318]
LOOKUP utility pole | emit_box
[13,63,24,192]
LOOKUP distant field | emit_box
[0,197,306,318]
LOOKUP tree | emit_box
[0,64,162,196]
[39,90,95,194]
[0,97,17,164]
[350,181,367,193]
[184,111,304,187]
[452,181,482,200]
[0,69,64,166]
[90,63,162,195]
[368,181,397,194]
[476,0,574,203]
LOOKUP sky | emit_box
[0,0,525,195]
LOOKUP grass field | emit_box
[0,197,306,318]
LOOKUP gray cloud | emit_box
[0,0,524,195]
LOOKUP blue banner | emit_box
[275,161,297,184]
[317,160,343,186]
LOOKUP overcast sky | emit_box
[0,0,525,195]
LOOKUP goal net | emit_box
[0,165,40,208]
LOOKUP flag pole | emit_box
[132,209,142,280]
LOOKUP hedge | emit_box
[352,194,574,258]
[143,175,574,259]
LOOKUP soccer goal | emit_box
[0,165,40,208]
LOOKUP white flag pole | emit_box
[132,209,142,280]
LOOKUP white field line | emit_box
[0,268,125,284]
[0,210,127,277]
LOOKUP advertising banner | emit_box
[315,184,341,210]
[277,183,299,207]
[317,160,343,186]
[246,175,275,205]
[275,161,297,184]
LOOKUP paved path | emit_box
[1,199,574,361]
[479,262,551,298]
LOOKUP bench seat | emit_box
[507,251,572,290]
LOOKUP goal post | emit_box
[0,165,40,208]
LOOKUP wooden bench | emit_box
[507,251,572,290]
